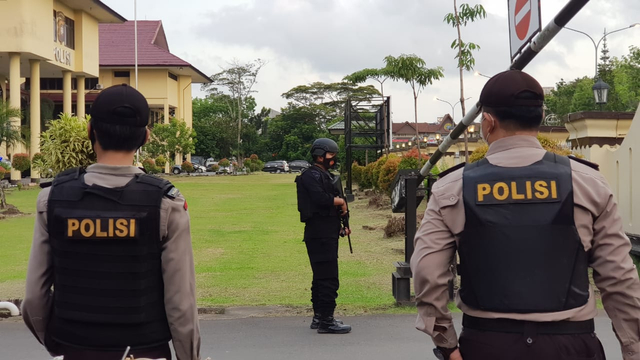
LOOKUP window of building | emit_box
[53,10,75,50]
[114,71,130,78]
[168,72,178,81]
[85,78,99,90]
[25,78,78,91]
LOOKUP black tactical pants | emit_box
[305,236,339,316]
[459,328,606,360]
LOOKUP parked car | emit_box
[288,160,310,172]
[262,160,290,173]
[172,163,206,174]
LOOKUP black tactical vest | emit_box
[46,168,172,350]
[295,165,339,222]
[459,152,589,313]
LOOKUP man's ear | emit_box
[142,128,150,146]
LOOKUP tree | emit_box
[143,118,196,162]
[444,1,487,162]
[0,100,23,155]
[384,54,444,157]
[192,92,241,158]
[202,59,266,167]
[545,46,640,120]
[281,81,380,122]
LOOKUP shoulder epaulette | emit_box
[39,181,52,189]
[438,162,466,179]
[52,167,85,186]
[136,173,179,199]
[568,155,599,171]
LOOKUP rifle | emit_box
[330,172,353,254]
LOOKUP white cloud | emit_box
[102,0,640,124]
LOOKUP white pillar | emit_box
[9,53,21,182]
[77,76,85,118]
[29,59,41,181]
[62,71,72,115]
[0,75,6,158]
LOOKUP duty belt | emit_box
[463,314,595,335]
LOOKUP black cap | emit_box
[90,84,149,127]
[479,70,544,108]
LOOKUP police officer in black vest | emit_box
[296,138,352,334]
[22,84,200,360]
[411,70,640,360]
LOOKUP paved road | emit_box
[0,313,624,360]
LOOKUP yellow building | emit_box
[38,20,211,164]
[0,0,125,181]
[96,20,211,163]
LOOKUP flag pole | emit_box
[134,0,140,165]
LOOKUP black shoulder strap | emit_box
[52,167,86,187]
[438,162,466,179]
[568,155,599,171]
[136,174,177,199]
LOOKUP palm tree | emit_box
[0,100,23,209]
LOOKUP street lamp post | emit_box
[564,24,640,108]
[564,24,640,78]
[435,97,472,161]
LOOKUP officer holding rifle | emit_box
[295,138,352,334]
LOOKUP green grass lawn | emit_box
[0,173,416,315]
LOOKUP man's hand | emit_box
[340,202,348,215]
[450,349,462,360]
[343,227,351,236]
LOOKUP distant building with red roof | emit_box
[39,20,211,164]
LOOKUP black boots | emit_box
[310,313,343,329]
[316,316,352,334]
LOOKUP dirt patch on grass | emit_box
[0,204,26,220]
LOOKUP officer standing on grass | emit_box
[411,70,640,360]
[22,84,201,360]
[295,138,352,334]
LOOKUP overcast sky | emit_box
[102,0,640,125]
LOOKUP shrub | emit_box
[398,147,429,170]
[219,158,230,168]
[469,134,578,163]
[210,164,220,172]
[39,114,95,175]
[250,154,259,161]
[0,166,6,177]
[12,153,31,172]
[181,161,194,173]
[31,153,52,178]
[142,158,161,174]
[249,159,264,172]
[378,157,402,194]
[360,162,376,189]
[351,162,365,186]
[371,154,398,190]
[155,155,167,168]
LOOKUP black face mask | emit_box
[322,156,337,170]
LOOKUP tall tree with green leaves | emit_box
[143,118,196,162]
[383,54,444,157]
[444,1,486,161]
[202,59,266,166]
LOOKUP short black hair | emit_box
[483,91,543,131]
[90,119,146,152]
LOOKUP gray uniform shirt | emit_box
[22,164,201,360]
[411,135,640,360]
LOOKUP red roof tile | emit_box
[99,21,191,67]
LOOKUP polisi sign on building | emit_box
[508,0,541,61]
